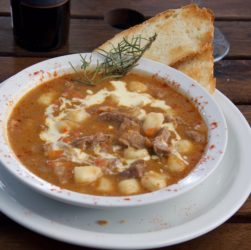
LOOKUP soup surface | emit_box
[8,72,208,196]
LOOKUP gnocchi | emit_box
[97,177,113,193]
[65,109,89,123]
[118,178,141,195]
[166,155,186,172]
[128,81,147,92]
[37,92,57,106]
[74,166,102,184]
[143,112,164,136]
[124,147,149,160]
[141,171,168,191]
[176,139,194,154]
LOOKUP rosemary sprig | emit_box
[70,33,157,86]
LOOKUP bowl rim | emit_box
[0,53,228,208]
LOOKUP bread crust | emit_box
[174,46,216,93]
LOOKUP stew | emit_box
[8,72,208,196]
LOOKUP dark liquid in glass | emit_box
[11,0,70,51]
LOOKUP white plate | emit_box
[0,91,250,249]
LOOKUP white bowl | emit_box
[0,53,228,208]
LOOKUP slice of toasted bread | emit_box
[96,4,215,93]
[97,4,214,66]
[174,46,216,93]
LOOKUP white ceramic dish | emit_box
[0,91,250,249]
[0,54,227,207]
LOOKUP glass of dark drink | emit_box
[10,0,70,51]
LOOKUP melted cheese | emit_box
[111,81,171,110]
[170,139,189,165]
[40,104,66,143]
[110,81,151,107]
[161,122,188,165]
[86,89,93,95]
[162,122,181,140]
[150,100,170,111]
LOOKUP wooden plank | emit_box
[0,0,9,16]
[238,105,251,124]
[0,57,250,105]
[71,0,251,20]
[0,17,116,57]
[216,21,251,59]
[237,196,251,216]
[1,0,251,20]
[0,17,250,58]
[0,57,44,82]
[0,16,250,57]
[215,60,251,104]
[0,220,250,250]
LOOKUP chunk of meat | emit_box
[71,133,112,149]
[100,111,133,123]
[186,130,206,143]
[153,127,171,157]
[94,133,113,145]
[119,130,152,149]
[120,160,145,179]
[118,118,149,148]
[87,105,115,114]
[95,158,123,175]
[98,106,141,123]
[119,118,140,132]
[164,114,173,123]
[71,135,93,148]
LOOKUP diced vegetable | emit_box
[141,171,167,191]
[74,166,102,184]
[95,158,110,168]
[118,178,141,195]
[56,120,71,133]
[47,150,64,159]
[144,128,158,137]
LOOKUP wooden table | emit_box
[0,0,250,249]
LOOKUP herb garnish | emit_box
[70,33,157,86]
